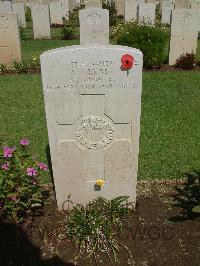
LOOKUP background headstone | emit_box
[85,0,102,8]
[40,45,143,209]
[0,1,12,12]
[116,0,125,17]
[61,0,69,20]
[169,9,198,65]
[138,2,156,24]
[12,3,26,28]
[31,4,51,39]
[174,0,191,8]
[125,0,138,22]
[79,7,109,45]
[50,1,63,25]
[0,13,21,65]
[161,0,174,24]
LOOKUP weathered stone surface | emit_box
[125,0,138,22]
[40,45,143,209]
[12,3,26,28]
[175,0,191,8]
[61,0,69,20]
[0,1,12,12]
[161,0,175,24]
[85,0,102,8]
[31,4,51,39]
[0,13,21,65]
[138,2,156,24]
[116,0,125,16]
[79,7,109,45]
[50,1,63,25]
[169,9,198,65]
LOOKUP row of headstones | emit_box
[161,0,200,25]
[0,0,104,65]
[0,1,26,27]
[0,0,199,66]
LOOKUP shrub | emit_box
[173,171,200,218]
[62,26,75,40]
[66,196,131,263]
[0,139,48,223]
[175,52,196,69]
[113,20,168,68]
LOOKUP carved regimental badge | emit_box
[75,115,115,150]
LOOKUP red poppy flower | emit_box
[121,54,134,70]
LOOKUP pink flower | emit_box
[1,162,9,171]
[38,163,48,171]
[20,138,30,146]
[27,167,37,176]
[9,195,17,201]
[3,147,14,158]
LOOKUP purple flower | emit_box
[20,138,30,146]
[3,147,14,158]
[27,167,37,176]
[1,162,9,171]
[37,163,48,171]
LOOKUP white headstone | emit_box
[175,0,191,8]
[191,0,200,9]
[40,45,143,209]
[161,0,175,24]
[85,0,102,8]
[61,0,69,20]
[79,7,109,45]
[12,3,26,28]
[31,4,51,39]
[0,1,12,12]
[169,9,198,65]
[116,0,125,16]
[50,1,63,25]
[125,0,138,22]
[138,3,156,24]
[0,13,21,65]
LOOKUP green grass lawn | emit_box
[0,72,199,180]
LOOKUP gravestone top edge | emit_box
[40,45,143,60]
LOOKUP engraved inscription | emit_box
[75,115,115,149]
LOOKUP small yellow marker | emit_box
[96,179,105,187]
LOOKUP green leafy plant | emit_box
[0,64,8,74]
[113,20,168,68]
[13,61,29,74]
[66,196,131,263]
[173,171,200,218]
[62,26,75,40]
[0,138,48,223]
[175,52,196,69]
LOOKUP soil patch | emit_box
[0,179,199,266]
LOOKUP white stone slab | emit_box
[79,7,109,45]
[169,9,198,65]
[191,0,200,9]
[40,45,143,209]
[50,1,63,25]
[61,0,69,20]
[138,3,156,24]
[0,13,21,65]
[12,3,26,28]
[31,4,51,39]
[85,0,102,8]
[0,1,12,12]
[116,0,125,16]
[175,0,191,8]
[125,0,138,22]
[161,0,175,24]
